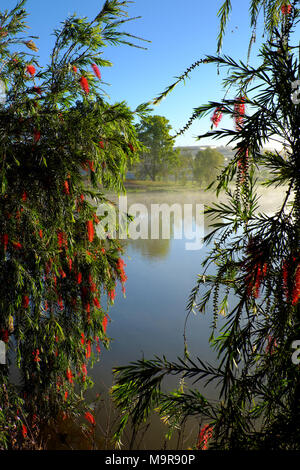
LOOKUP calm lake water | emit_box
[81,187,287,449]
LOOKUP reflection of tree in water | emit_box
[126,237,171,260]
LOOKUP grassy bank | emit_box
[124,180,202,192]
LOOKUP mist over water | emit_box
[86,186,289,449]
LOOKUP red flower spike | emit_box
[33,129,41,143]
[63,180,70,195]
[26,65,36,76]
[77,272,82,284]
[22,191,27,202]
[211,107,223,128]
[93,297,101,309]
[66,368,73,384]
[102,315,108,333]
[85,411,96,426]
[197,424,213,450]
[33,349,41,362]
[85,340,91,359]
[80,332,85,345]
[99,140,105,149]
[39,229,43,239]
[3,234,8,252]
[86,220,94,243]
[72,65,78,73]
[22,295,29,309]
[92,63,101,79]
[22,424,28,438]
[79,76,89,94]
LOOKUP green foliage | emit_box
[192,148,224,186]
[112,9,300,450]
[0,0,146,449]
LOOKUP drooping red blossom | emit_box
[79,76,89,94]
[26,64,36,76]
[281,4,292,14]
[99,140,105,149]
[85,340,91,359]
[93,297,101,309]
[92,63,101,79]
[108,288,116,302]
[81,363,87,382]
[86,220,94,243]
[22,424,28,438]
[292,263,300,305]
[64,391,68,401]
[33,129,41,143]
[39,229,43,239]
[33,349,41,362]
[66,368,73,384]
[22,191,27,202]
[72,65,78,73]
[57,296,64,311]
[93,213,100,224]
[80,332,85,345]
[102,315,108,333]
[265,335,278,355]
[197,424,213,450]
[63,180,70,195]
[234,96,246,130]
[0,329,9,343]
[2,233,8,252]
[85,411,96,426]
[211,107,223,127]
[22,295,29,309]
[57,230,68,249]
[33,86,42,95]
[95,336,101,354]
[77,272,82,284]
[86,160,95,172]
[12,241,22,249]
[128,143,135,152]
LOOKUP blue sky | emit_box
[1,0,282,146]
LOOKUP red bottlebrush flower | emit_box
[92,63,101,79]
[197,424,213,450]
[79,76,89,94]
[292,263,300,305]
[93,297,101,309]
[57,230,67,249]
[12,241,22,249]
[0,329,9,343]
[3,233,8,252]
[234,96,246,130]
[128,143,134,152]
[85,411,96,426]
[80,332,85,345]
[55,335,59,343]
[33,86,42,95]
[59,268,66,279]
[77,272,82,284]
[81,363,88,381]
[86,160,95,172]
[66,368,73,384]
[211,107,223,127]
[44,301,48,311]
[101,247,106,254]
[108,289,115,302]
[99,140,105,149]
[266,335,277,355]
[68,257,72,271]
[80,194,85,203]
[95,336,101,354]
[64,391,68,401]
[86,220,94,243]
[93,213,100,224]
[63,180,70,195]
[39,229,43,239]
[85,303,90,315]
[85,340,91,359]
[281,4,292,14]
[26,64,36,76]
[22,191,27,202]
[22,424,28,438]
[33,129,41,143]
[72,65,78,73]
[22,295,29,309]
[58,296,63,310]
[33,349,41,362]
[102,315,108,333]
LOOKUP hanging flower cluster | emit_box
[197,424,213,450]
[92,63,101,79]
[86,220,94,243]
[281,4,292,15]
[234,96,246,130]
[79,76,89,94]
[211,107,223,127]
[26,64,36,76]
[283,257,300,305]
